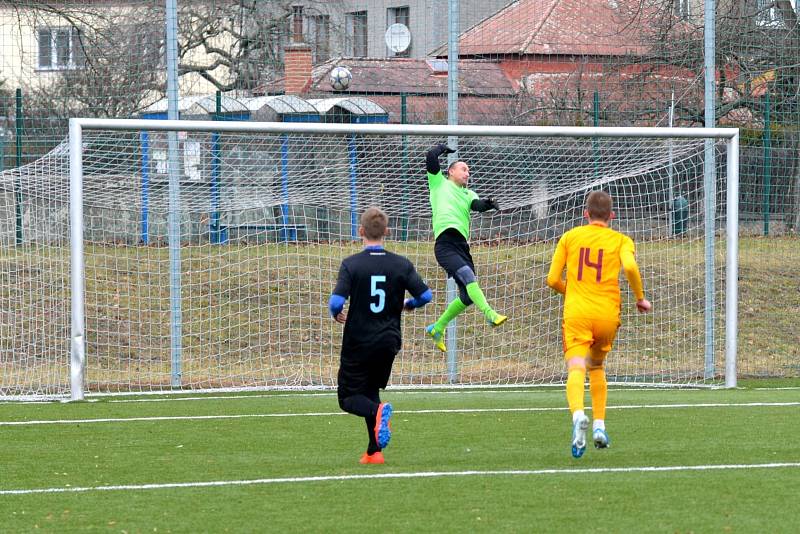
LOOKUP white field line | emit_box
[97,387,710,404]
[2,462,799,496]
[1,401,798,427]
[1,385,724,404]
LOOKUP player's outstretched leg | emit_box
[426,324,446,352]
[375,402,393,449]
[426,297,468,352]
[465,281,506,327]
[571,412,590,458]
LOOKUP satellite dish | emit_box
[385,23,411,53]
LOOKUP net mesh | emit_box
[1,126,732,397]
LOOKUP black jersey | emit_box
[333,247,429,350]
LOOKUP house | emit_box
[255,56,519,125]
[340,0,511,59]
[427,0,700,126]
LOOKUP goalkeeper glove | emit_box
[427,143,456,173]
[471,197,500,212]
[436,143,456,155]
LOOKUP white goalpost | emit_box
[2,119,739,400]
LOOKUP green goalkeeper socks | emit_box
[434,297,468,332]
[433,282,499,331]
[465,281,499,322]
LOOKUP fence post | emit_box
[762,91,771,236]
[400,92,409,241]
[210,90,226,244]
[593,90,601,178]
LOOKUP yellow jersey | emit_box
[547,221,645,322]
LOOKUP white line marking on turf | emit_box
[2,462,799,496]
[0,386,737,404]
[95,386,712,404]
[2,402,798,426]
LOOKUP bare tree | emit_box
[176,1,344,92]
[7,1,165,121]
[8,0,344,120]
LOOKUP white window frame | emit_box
[756,0,797,26]
[345,11,368,57]
[673,0,690,20]
[38,26,85,70]
[306,14,331,63]
[386,6,411,57]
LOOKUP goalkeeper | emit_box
[424,142,507,353]
[546,191,651,459]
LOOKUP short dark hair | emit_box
[586,191,613,221]
[447,160,466,174]
[360,207,388,240]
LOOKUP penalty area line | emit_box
[2,462,800,496]
[2,402,799,426]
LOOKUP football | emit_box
[329,66,352,91]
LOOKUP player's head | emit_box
[359,206,390,242]
[447,160,470,187]
[584,190,615,223]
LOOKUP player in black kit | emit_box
[329,207,432,464]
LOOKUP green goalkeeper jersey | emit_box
[428,170,479,240]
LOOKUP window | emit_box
[346,11,368,57]
[121,24,165,69]
[38,26,85,70]
[265,18,290,66]
[307,15,330,63]
[387,6,410,57]
[673,0,689,20]
[756,0,796,26]
[426,58,448,74]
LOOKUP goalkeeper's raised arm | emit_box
[426,143,455,176]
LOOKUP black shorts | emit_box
[434,229,475,278]
[337,342,399,400]
[434,229,475,305]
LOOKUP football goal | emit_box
[0,119,739,400]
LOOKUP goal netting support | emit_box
[1,120,739,400]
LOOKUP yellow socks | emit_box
[588,367,607,421]
[566,367,586,414]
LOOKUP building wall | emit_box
[343,0,511,59]
[0,2,219,96]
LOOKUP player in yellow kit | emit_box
[547,191,652,458]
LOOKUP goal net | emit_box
[0,120,739,399]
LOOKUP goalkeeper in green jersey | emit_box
[424,143,507,352]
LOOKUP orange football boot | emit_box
[359,451,385,464]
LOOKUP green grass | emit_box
[2,386,799,532]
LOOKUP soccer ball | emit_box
[329,66,352,91]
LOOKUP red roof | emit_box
[254,57,517,97]
[366,95,520,125]
[432,0,656,57]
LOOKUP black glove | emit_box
[436,143,456,155]
[427,143,456,174]
[471,197,500,212]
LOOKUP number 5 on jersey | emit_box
[370,275,386,313]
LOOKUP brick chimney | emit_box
[284,5,312,95]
